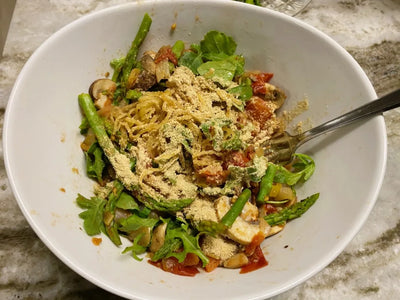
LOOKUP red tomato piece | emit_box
[240,245,268,274]
[160,257,200,277]
[224,151,251,168]
[197,166,229,186]
[245,96,274,124]
[251,72,274,96]
[204,257,221,273]
[154,45,178,65]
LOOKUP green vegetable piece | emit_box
[76,194,106,236]
[196,220,227,236]
[105,180,124,213]
[274,153,315,186]
[103,181,125,246]
[197,59,237,82]
[79,116,90,134]
[152,238,182,262]
[105,223,122,246]
[78,93,139,190]
[110,57,125,82]
[171,40,185,59]
[122,232,147,261]
[164,225,209,267]
[264,193,320,226]
[256,164,277,204]
[119,214,159,233]
[200,30,237,58]
[121,13,152,88]
[116,192,139,210]
[85,143,106,183]
[220,188,251,228]
[228,83,253,101]
[178,51,203,74]
[136,193,194,212]
[126,89,142,102]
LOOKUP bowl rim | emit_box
[3,0,387,299]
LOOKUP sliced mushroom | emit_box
[155,59,171,82]
[126,68,141,89]
[89,78,116,100]
[149,222,167,252]
[128,226,152,247]
[263,82,286,109]
[89,78,117,111]
[133,54,156,91]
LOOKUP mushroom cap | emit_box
[89,78,117,100]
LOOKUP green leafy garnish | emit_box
[274,153,316,186]
[152,221,209,267]
[119,214,159,233]
[122,232,147,261]
[76,194,106,236]
[85,143,106,183]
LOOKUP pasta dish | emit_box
[76,13,319,276]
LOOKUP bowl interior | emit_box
[3,1,386,299]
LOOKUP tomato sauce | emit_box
[240,245,268,274]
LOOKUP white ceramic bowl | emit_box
[3,1,386,299]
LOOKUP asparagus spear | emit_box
[121,13,152,88]
[78,93,193,212]
[256,164,277,205]
[264,193,320,226]
[78,93,139,190]
[221,188,251,227]
[197,189,252,235]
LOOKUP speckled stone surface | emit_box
[0,1,399,299]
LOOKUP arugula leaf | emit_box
[178,50,203,74]
[273,153,316,186]
[164,224,209,267]
[151,220,209,267]
[85,143,106,183]
[197,59,237,83]
[76,194,106,236]
[122,232,147,261]
[116,192,140,210]
[200,31,237,57]
[171,40,185,59]
[152,238,182,262]
[119,214,159,233]
[228,83,253,101]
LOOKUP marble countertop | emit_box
[0,0,399,299]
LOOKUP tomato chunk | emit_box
[204,257,221,273]
[149,257,200,277]
[154,45,178,65]
[251,72,274,96]
[224,151,250,168]
[197,165,229,186]
[245,96,274,124]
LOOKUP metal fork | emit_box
[264,88,400,164]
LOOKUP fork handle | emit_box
[297,88,400,146]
